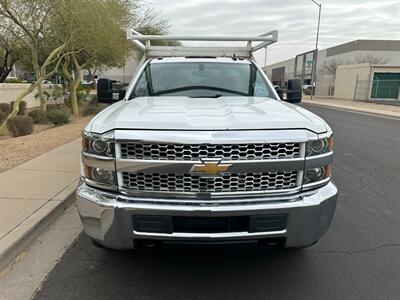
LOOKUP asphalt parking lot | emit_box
[34,104,400,300]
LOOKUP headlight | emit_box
[91,140,108,154]
[83,166,117,187]
[306,136,333,156]
[82,130,116,190]
[303,165,331,185]
[82,130,115,157]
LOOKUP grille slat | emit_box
[122,171,299,194]
[120,142,300,161]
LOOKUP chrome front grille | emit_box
[120,142,300,161]
[122,171,299,194]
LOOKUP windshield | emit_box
[130,61,275,99]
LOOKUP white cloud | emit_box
[146,0,400,65]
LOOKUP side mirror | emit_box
[97,78,125,103]
[274,86,284,100]
[119,89,126,100]
[285,79,302,103]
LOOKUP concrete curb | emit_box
[303,101,400,119]
[0,179,78,272]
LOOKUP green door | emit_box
[371,72,400,99]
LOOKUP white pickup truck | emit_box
[76,32,337,250]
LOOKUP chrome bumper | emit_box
[76,181,338,249]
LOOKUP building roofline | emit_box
[337,63,400,70]
[266,39,400,67]
[326,39,400,57]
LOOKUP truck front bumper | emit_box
[76,181,338,249]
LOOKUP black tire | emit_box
[91,239,113,250]
[91,239,136,252]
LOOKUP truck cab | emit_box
[76,32,337,250]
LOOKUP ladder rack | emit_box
[126,29,278,60]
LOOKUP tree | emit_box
[320,55,390,78]
[52,0,134,115]
[134,6,180,47]
[319,58,342,78]
[0,20,28,82]
[0,0,70,134]
[354,55,389,65]
[56,0,172,115]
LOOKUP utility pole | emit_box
[311,0,321,100]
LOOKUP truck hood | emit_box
[89,96,327,133]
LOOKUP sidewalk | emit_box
[303,98,400,118]
[0,139,81,271]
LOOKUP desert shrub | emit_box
[6,115,34,137]
[28,109,48,124]
[9,101,27,115]
[34,85,67,106]
[19,101,27,115]
[4,78,23,83]
[0,103,11,113]
[47,109,70,125]
[46,103,63,111]
[50,85,68,102]
[64,84,90,108]
[81,105,103,116]
[87,94,97,105]
[0,111,7,124]
[77,85,90,102]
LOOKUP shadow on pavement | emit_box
[34,233,316,300]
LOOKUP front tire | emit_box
[91,239,114,250]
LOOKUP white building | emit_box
[263,40,400,100]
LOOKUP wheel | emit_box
[91,239,136,251]
[91,239,114,250]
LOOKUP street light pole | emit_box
[311,0,321,100]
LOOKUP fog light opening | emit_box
[306,167,325,181]
[92,168,115,183]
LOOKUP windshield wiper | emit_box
[189,94,223,98]
[154,86,248,96]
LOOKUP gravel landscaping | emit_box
[0,116,92,173]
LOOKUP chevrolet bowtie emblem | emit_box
[190,159,232,177]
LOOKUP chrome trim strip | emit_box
[114,129,317,145]
[83,130,115,141]
[84,178,118,191]
[77,181,336,209]
[82,152,115,170]
[118,186,302,200]
[302,177,331,191]
[318,131,333,139]
[305,151,333,160]
[116,157,305,173]
[305,151,333,169]
[133,229,287,240]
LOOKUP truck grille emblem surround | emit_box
[190,159,232,177]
